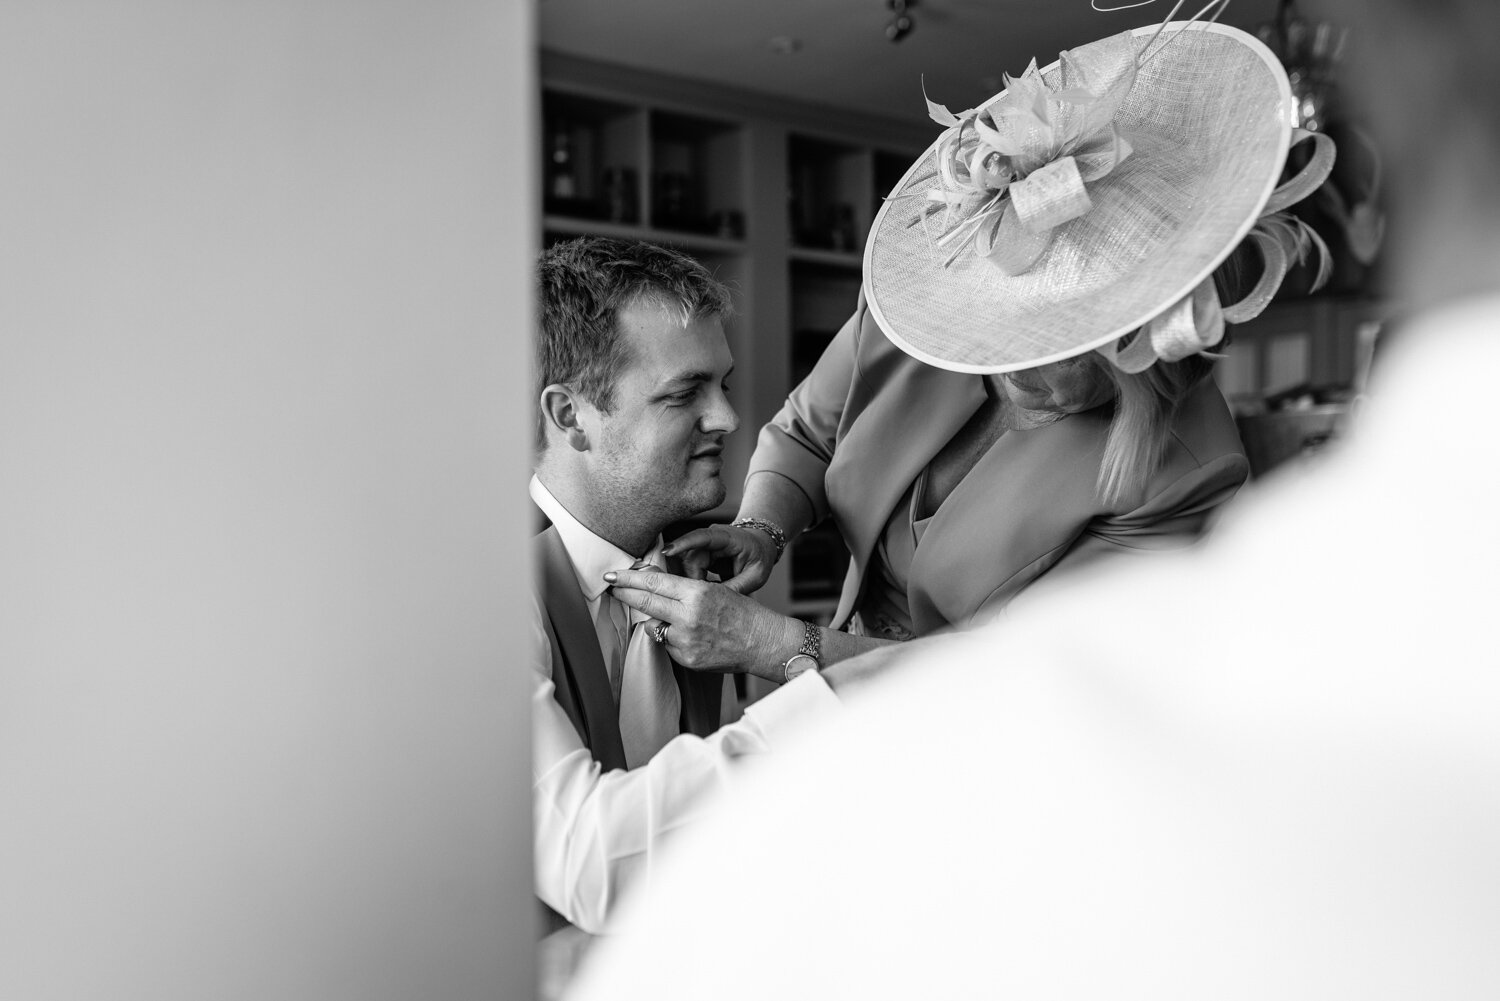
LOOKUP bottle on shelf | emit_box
[602,167,638,224]
[653,171,692,230]
[831,204,857,252]
[548,124,578,203]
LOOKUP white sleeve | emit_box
[532,598,841,933]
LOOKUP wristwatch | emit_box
[780,619,822,683]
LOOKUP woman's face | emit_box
[999,353,1116,413]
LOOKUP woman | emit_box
[607,18,1334,682]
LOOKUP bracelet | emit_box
[730,517,788,560]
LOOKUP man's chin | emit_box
[700,478,728,513]
[681,476,727,518]
[642,469,728,528]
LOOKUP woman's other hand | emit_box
[661,523,779,595]
[603,566,798,681]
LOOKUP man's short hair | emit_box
[535,236,732,450]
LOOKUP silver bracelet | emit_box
[730,516,787,560]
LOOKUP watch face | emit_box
[784,654,817,681]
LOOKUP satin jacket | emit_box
[748,295,1250,634]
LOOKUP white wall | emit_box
[0,2,535,998]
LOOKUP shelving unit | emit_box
[1212,294,1383,405]
[540,90,645,223]
[781,140,916,620]
[649,110,745,235]
[541,96,747,239]
[787,135,868,253]
[539,51,930,633]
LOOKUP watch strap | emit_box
[780,619,822,683]
[797,618,822,663]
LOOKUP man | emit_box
[532,237,878,935]
[568,2,1500,997]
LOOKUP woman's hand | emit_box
[603,566,798,681]
[661,523,779,595]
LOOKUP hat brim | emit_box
[865,22,1292,374]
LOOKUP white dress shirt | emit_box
[529,475,842,933]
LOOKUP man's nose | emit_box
[701,389,739,435]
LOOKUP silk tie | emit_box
[595,595,628,705]
[617,560,681,768]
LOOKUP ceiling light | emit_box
[886,0,914,43]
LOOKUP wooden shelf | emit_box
[788,598,839,621]
[787,246,864,270]
[542,215,747,255]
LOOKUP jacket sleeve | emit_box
[982,451,1250,622]
[745,297,870,524]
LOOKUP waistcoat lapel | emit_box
[535,525,627,771]
[657,551,722,736]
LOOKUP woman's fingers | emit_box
[603,567,681,595]
[608,586,674,622]
[604,567,689,621]
[662,528,779,589]
[661,526,729,559]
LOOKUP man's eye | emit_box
[666,390,696,404]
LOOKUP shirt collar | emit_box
[531,474,663,603]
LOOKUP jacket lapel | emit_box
[824,321,987,625]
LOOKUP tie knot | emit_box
[631,559,663,573]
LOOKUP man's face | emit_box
[580,299,739,533]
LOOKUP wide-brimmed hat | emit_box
[865,20,1334,374]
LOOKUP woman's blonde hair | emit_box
[1096,353,1215,509]
[1094,249,1247,508]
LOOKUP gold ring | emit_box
[652,622,669,644]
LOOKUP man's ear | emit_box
[540,383,591,452]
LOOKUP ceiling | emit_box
[539,0,1281,127]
